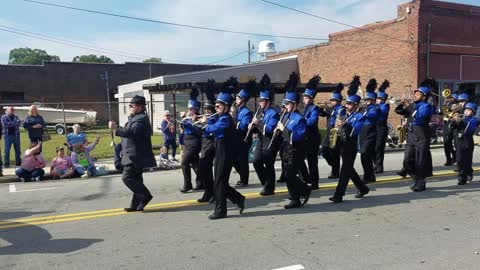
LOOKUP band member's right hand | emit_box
[252,118,258,125]
[248,123,255,130]
[180,112,187,118]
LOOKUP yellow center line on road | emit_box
[0,168,477,230]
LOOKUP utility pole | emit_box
[426,24,431,78]
[248,40,251,63]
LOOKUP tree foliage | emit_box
[143,57,162,63]
[72,54,114,64]
[8,47,61,65]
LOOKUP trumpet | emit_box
[442,88,452,98]
[388,96,414,106]
[192,112,220,128]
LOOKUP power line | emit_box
[0,25,193,64]
[258,0,410,43]
[206,50,248,65]
[24,0,329,41]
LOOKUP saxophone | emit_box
[329,106,345,149]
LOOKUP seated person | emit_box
[66,124,87,150]
[159,146,169,160]
[71,135,100,177]
[15,141,46,182]
[50,146,74,179]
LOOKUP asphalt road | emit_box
[1,148,479,270]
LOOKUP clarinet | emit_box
[267,109,288,150]
[243,106,262,142]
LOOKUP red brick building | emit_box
[268,0,480,124]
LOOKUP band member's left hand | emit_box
[277,122,284,131]
[252,118,258,125]
[108,121,117,130]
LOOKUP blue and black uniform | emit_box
[205,113,245,217]
[232,105,253,185]
[359,104,380,183]
[321,104,345,178]
[253,107,280,194]
[374,102,390,173]
[332,111,370,200]
[197,117,217,202]
[451,112,479,184]
[180,116,202,191]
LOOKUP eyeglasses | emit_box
[215,105,221,108]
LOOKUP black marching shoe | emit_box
[467,175,473,182]
[209,197,216,204]
[180,187,193,193]
[197,196,211,203]
[284,200,302,209]
[124,207,142,212]
[329,195,343,203]
[410,181,426,192]
[457,179,467,185]
[137,195,153,211]
[354,189,369,198]
[260,190,275,196]
[374,169,384,174]
[276,178,286,183]
[397,171,407,178]
[301,189,312,206]
[363,178,376,184]
[444,161,453,166]
[235,181,248,187]
[208,213,227,220]
[310,183,320,190]
[192,186,204,191]
[237,196,246,214]
[327,172,339,179]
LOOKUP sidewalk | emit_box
[0,144,445,184]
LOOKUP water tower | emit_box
[257,40,276,61]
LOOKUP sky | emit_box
[0,0,479,65]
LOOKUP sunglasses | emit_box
[215,105,222,108]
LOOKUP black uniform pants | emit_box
[181,135,201,189]
[360,124,377,182]
[282,142,310,201]
[375,124,388,171]
[456,135,474,182]
[233,138,251,184]
[334,138,369,196]
[322,128,341,175]
[213,139,244,217]
[199,138,215,199]
[253,136,278,193]
[404,126,431,181]
[443,121,456,163]
[122,165,151,209]
[298,131,321,185]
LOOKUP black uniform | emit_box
[396,101,433,191]
[232,106,253,185]
[197,126,216,202]
[321,104,344,178]
[360,104,379,183]
[298,103,322,188]
[443,118,456,166]
[205,113,245,218]
[331,111,370,201]
[181,117,202,191]
[374,102,390,173]
[451,115,478,184]
[116,110,157,211]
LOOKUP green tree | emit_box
[143,57,162,63]
[72,54,114,63]
[8,47,61,65]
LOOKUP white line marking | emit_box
[13,187,57,193]
[9,183,16,193]
[272,265,305,270]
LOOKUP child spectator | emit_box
[159,146,169,160]
[159,146,175,169]
[50,146,74,179]
[15,141,45,182]
[66,124,87,149]
[71,135,100,177]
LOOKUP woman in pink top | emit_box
[15,141,46,182]
[50,146,74,179]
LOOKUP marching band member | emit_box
[321,83,345,179]
[442,91,458,166]
[251,74,280,196]
[205,89,245,220]
[451,102,479,185]
[233,80,255,187]
[330,76,370,203]
[277,89,312,209]
[197,80,217,203]
[299,75,322,190]
[360,79,380,183]
[374,80,390,174]
[396,83,433,192]
[180,88,202,193]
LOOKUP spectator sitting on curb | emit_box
[15,141,45,182]
[71,135,100,178]
[66,124,87,150]
[159,146,175,170]
[50,146,74,179]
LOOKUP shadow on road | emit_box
[0,211,54,221]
